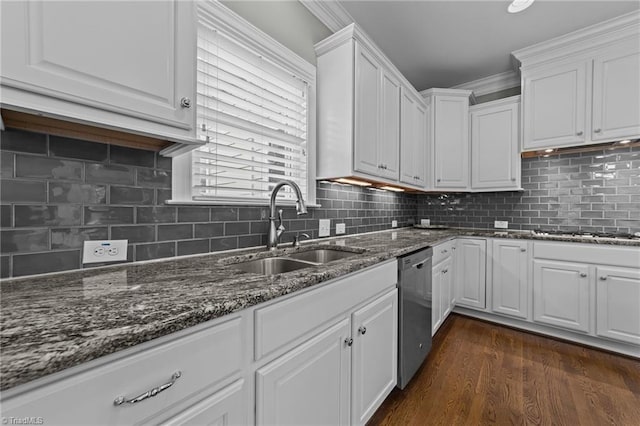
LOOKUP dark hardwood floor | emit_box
[369,314,640,426]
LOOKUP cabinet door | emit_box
[0,1,195,131]
[351,290,398,426]
[256,319,350,426]
[596,266,640,345]
[160,380,246,426]
[413,102,427,187]
[379,70,400,180]
[441,257,454,320]
[456,239,486,309]
[533,260,590,333]
[400,90,417,185]
[433,96,469,189]
[522,61,589,150]
[354,43,382,177]
[400,90,426,187]
[492,240,529,319]
[471,100,520,190]
[432,262,443,336]
[592,43,640,142]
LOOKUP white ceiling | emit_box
[339,0,640,91]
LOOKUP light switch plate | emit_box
[420,219,431,226]
[391,220,398,228]
[318,219,330,237]
[494,221,508,229]
[336,223,346,235]
[83,240,128,264]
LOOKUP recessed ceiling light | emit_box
[508,0,535,14]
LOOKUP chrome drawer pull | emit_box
[358,326,367,335]
[114,371,182,406]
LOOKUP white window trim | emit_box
[169,0,317,206]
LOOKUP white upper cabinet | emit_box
[591,40,640,142]
[521,61,589,150]
[470,96,521,191]
[354,43,383,177]
[400,88,427,187]
[378,70,401,180]
[421,89,472,191]
[515,12,640,151]
[316,24,426,188]
[0,0,196,143]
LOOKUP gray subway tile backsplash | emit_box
[1,129,637,278]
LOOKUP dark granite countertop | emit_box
[1,227,638,391]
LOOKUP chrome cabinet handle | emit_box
[520,248,526,252]
[443,269,448,274]
[594,128,601,133]
[580,273,587,278]
[452,247,456,251]
[442,249,448,253]
[180,97,192,108]
[345,337,353,347]
[600,276,607,280]
[576,131,583,136]
[358,326,367,335]
[437,178,441,182]
[511,178,516,181]
[114,371,182,406]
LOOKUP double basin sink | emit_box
[231,248,360,276]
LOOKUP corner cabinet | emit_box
[316,24,427,190]
[421,89,472,191]
[515,13,640,151]
[470,96,521,191]
[0,0,197,143]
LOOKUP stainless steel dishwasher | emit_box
[397,247,433,389]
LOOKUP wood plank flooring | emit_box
[369,314,640,426]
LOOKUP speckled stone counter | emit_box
[1,227,638,390]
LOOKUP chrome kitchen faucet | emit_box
[267,180,307,250]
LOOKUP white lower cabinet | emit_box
[161,379,246,426]
[533,259,591,333]
[432,241,456,336]
[255,319,351,426]
[492,240,529,319]
[351,290,398,425]
[595,266,640,345]
[0,316,245,425]
[455,239,486,309]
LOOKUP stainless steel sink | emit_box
[233,257,315,275]
[287,249,357,264]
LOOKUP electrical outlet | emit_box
[392,220,398,228]
[494,221,508,229]
[318,219,331,237]
[336,223,346,235]
[83,240,128,264]
[420,219,430,226]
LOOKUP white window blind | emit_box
[193,21,309,203]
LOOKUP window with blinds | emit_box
[193,20,310,203]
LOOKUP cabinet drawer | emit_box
[2,317,243,425]
[432,240,454,265]
[533,241,640,268]
[254,260,397,360]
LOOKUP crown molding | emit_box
[419,88,473,99]
[469,95,521,112]
[451,70,521,98]
[512,9,640,69]
[300,0,354,33]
